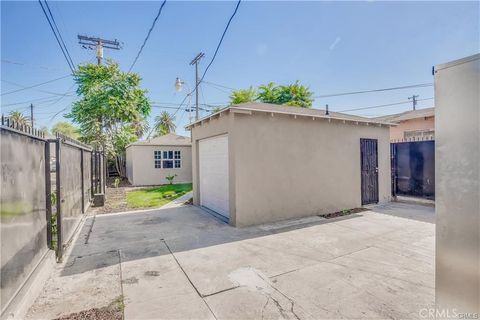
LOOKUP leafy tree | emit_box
[230,81,313,108]
[8,110,29,126]
[278,81,314,107]
[153,111,176,137]
[211,107,222,114]
[67,60,151,177]
[229,87,256,105]
[258,81,313,108]
[51,122,79,139]
[257,82,281,105]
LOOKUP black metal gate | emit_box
[360,138,379,205]
[391,140,435,199]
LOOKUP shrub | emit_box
[166,174,177,185]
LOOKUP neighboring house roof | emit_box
[127,133,191,147]
[374,107,435,123]
[186,102,396,129]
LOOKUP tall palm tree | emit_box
[8,111,29,126]
[153,111,176,137]
[132,116,150,139]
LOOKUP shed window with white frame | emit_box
[154,151,162,168]
[153,150,181,169]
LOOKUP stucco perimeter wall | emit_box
[435,55,479,314]
[232,112,391,227]
[127,145,192,186]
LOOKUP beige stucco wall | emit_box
[435,54,479,314]
[126,145,192,186]
[191,110,391,227]
[390,116,435,140]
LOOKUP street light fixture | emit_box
[175,77,184,92]
[174,78,194,123]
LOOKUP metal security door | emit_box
[361,138,379,205]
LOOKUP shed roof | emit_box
[185,102,395,129]
[127,133,191,147]
[374,107,434,123]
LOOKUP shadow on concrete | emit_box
[368,201,435,224]
[60,206,363,277]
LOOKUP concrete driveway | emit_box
[27,202,435,319]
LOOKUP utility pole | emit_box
[190,53,205,121]
[77,35,122,65]
[30,103,34,129]
[408,95,419,110]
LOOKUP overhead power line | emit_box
[202,80,236,91]
[1,75,72,96]
[336,97,434,113]
[173,0,241,117]
[199,81,433,101]
[1,96,64,108]
[198,0,241,85]
[128,0,167,72]
[43,0,75,69]
[38,0,75,73]
[314,83,433,99]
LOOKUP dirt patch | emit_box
[319,208,368,219]
[90,178,166,214]
[54,298,123,320]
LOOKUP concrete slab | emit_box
[27,202,435,319]
[26,251,121,319]
[121,246,215,320]
[271,261,434,319]
[368,201,435,223]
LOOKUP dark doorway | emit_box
[391,140,435,199]
[361,138,379,205]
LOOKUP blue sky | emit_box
[1,1,479,136]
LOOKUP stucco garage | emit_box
[187,103,393,227]
[126,133,192,186]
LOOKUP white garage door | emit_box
[199,135,229,218]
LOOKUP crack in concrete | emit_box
[251,269,303,320]
[202,285,240,298]
[261,297,270,320]
[161,239,218,320]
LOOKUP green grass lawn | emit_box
[126,183,192,209]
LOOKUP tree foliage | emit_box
[257,81,313,107]
[67,60,151,176]
[229,81,313,108]
[229,87,256,105]
[51,122,79,139]
[211,107,222,114]
[153,111,176,137]
[8,111,29,125]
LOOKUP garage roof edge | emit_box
[185,103,396,129]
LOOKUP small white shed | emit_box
[126,133,192,186]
